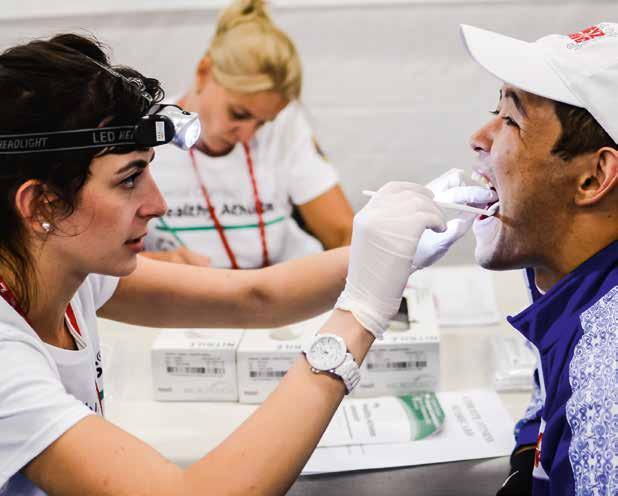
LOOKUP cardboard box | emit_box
[352,287,440,397]
[152,329,243,402]
[236,313,331,404]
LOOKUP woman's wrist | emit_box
[318,308,374,365]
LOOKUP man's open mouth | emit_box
[472,171,499,220]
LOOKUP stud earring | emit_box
[41,221,52,233]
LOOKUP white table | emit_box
[100,269,532,495]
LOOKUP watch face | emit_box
[307,335,346,371]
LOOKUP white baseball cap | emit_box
[460,23,618,142]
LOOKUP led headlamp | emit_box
[0,104,201,154]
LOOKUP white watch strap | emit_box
[334,353,361,394]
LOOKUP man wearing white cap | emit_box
[460,23,617,495]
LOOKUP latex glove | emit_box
[412,169,497,270]
[335,182,447,339]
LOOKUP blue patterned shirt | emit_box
[507,241,617,495]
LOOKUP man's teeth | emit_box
[471,171,494,189]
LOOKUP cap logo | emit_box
[568,25,605,44]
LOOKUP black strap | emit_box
[0,126,136,154]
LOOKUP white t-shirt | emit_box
[145,101,339,269]
[0,274,119,496]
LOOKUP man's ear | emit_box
[195,55,213,93]
[574,147,618,206]
[14,180,56,235]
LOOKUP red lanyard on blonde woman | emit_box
[188,142,270,269]
[0,277,104,415]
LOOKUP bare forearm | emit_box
[330,227,352,248]
[27,311,371,496]
[99,248,348,328]
[314,224,353,250]
[139,250,175,262]
[299,185,354,249]
[140,248,211,266]
[248,247,348,326]
[185,310,372,495]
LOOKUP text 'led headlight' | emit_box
[0,104,201,154]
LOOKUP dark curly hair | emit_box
[0,33,164,311]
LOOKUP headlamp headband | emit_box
[0,104,186,154]
[0,56,201,155]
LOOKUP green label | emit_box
[398,392,445,440]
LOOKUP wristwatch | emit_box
[303,333,361,394]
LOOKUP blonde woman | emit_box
[143,0,354,268]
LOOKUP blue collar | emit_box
[507,241,618,352]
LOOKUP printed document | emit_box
[303,389,514,474]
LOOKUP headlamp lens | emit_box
[156,106,201,150]
[181,119,202,149]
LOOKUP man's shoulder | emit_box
[568,283,616,401]
[579,284,617,335]
[565,283,617,496]
[570,243,618,325]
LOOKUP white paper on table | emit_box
[409,265,501,327]
[302,390,515,475]
[492,335,538,391]
[318,392,443,447]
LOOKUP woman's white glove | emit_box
[412,169,498,270]
[335,182,447,339]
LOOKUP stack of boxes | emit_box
[151,329,243,401]
[236,313,330,403]
[151,288,440,403]
[353,287,440,397]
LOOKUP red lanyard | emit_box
[188,143,270,269]
[0,277,104,415]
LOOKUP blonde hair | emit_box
[207,0,302,100]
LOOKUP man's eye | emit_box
[502,116,518,127]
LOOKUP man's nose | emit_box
[469,119,496,154]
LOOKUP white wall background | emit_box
[1,1,616,262]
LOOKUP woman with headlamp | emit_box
[0,30,494,496]
[142,0,354,269]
